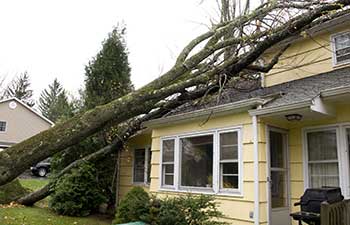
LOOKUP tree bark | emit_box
[0,0,349,186]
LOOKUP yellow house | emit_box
[117,14,350,225]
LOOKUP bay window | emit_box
[160,128,242,195]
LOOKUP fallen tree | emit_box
[1,0,350,186]
[17,85,216,205]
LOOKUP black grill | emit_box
[290,187,344,225]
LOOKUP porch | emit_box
[254,88,350,225]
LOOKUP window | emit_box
[0,121,6,132]
[306,130,339,188]
[162,139,175,186]
[332,31,350,65]
[181,135,213,188]
[161,128,242,195]
[133,148,152,184]
[220,132,239,190]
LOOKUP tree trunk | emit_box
[0,1,348,186]
[17,87,211,205]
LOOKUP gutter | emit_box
[249,100,311,116]
[144,98,265,128]
[320,85,350,98]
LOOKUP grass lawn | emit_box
[0,178,112,225]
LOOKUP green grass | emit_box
[19,178,49,191]
[0,179,112,225]
[0,206,111,225]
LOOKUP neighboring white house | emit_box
[0,97,54,151]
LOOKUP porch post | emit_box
[253,115,260,225]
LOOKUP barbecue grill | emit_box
[290,187,344,225]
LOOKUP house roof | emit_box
[145,66,350,127]
[0,97,54,126]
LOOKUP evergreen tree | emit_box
[39,78,73,122]
[5,72,34,107]
[84,26,133,109]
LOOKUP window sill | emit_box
[132,182,150,187]
[158,187,243,198]
[333,60,350,69]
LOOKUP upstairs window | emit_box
[332,32,350,65]
[0,121,6,132]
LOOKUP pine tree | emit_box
[84,26,133,109]
[39,78,73,122]
[5,72,35,107]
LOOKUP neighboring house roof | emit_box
[145,66,350,127]
[0,97,54,126]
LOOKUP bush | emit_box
[49,162,106,216]
[114,188,227,225]
[113,187,151,224]
[157,195,226,225]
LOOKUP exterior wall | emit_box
[149,113,267,224]
[263,103,350,225]
[0,100,52,145]
[264,25,350,87]
[118,133,152,201]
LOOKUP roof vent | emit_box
[9,101,17,110]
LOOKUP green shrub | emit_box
[157,195,226,225]
[114,188,227,225]
[49,162,106,216]
[113,187,151,224]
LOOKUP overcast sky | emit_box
[0,0,220,100]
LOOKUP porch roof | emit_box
[145,67,350,127]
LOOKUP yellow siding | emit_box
[264,26,350,87]
[118,133,152,201]
[148,113,267,224]
[118,101,350,225]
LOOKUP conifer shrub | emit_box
[113,187,151,224]
[49,162,106,216]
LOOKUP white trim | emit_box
[330,30,350,67]
[0,97,54,126]
[159,126,243,196]
[0,120,7,133]
[252,115,259,225]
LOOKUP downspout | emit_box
[252,115,260,225]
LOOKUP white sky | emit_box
[0,0,219,100]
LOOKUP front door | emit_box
[268,129,290,225]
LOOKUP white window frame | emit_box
[331,31,350,66]
[132,146,151,185]
[0,121,7,133]
[303,124,350,198]
[159,126,243,196]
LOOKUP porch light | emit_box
[285,113,303,121]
